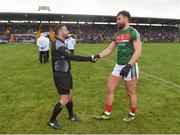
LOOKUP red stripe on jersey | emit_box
[116,34,131,40]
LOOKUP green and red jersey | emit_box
[112,27,141,65]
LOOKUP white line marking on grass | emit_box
[106,58,180,89]
[140,71,180,89]
[80,49,180,89]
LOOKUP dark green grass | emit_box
[0,43,180,133]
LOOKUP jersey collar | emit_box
[56,37,65,44]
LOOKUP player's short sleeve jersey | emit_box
[112,27,141,65]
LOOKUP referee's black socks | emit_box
[50,102,63,122]
[66,100,74,118]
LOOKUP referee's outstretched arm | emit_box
[57,46,95,62]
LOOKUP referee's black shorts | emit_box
[53,72,73,95]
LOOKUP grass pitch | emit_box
[0,43,180,133]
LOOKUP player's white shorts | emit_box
[112,63,139,81]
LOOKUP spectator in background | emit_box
[65,34,76,54]
[36,33,50,63]
[0,24,179,43]
[9,34,15,44]
[49,26,55,41]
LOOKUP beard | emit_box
[64,35,68,39]
[117,22,126,30]
[62,32,69,39]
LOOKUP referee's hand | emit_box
[91,55,96,63]
[120,64,132,77]
[91,54,100,63]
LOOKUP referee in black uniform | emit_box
[48,25,96,130]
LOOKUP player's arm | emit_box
[120,31,142,77]
[93,42,116,60]
[57,46,94,62]
[128,41,142,66]
[93,32,117,60]
[128,30,143,66]
[99,42,116,58]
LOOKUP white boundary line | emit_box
[79,49,180,89]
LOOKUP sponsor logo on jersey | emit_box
[115,34,131,47]
[116,34,131,41]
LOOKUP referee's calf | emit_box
[48,25,96,130]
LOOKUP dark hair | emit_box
[55,25,66,35]
[117,10,131,21]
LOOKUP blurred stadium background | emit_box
[0,0,180,134]
[0,0,180,44]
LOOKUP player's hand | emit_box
[90,55,96,63]
[94,54,100,60]
[120,64,132,77]
[91,54,100,62]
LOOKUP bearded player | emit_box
[93,10,142,121]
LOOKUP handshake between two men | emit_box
[91,54,101,63]
[90,54,131,78]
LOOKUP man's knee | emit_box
[106,85,115,94]
[60,95,70,106]
[127,90,136,97]
[60,100,69,106]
